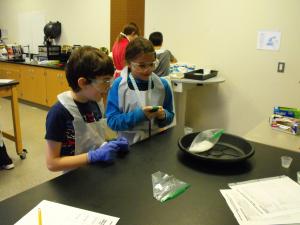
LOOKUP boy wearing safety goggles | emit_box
[45,46,128,172]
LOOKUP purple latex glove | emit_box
[87,142,120,163]
[110,137,129,152]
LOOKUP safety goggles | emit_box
[90,77,113,93]
[90,77,113,85]
[130,59,159,71]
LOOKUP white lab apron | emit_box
[118,67,165,145]
[57,91,106,155]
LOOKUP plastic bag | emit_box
[189,129,224,153]
[151,171,190,202]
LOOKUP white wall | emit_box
[145,0,300,135]
[0,0,110,53]
[1,0,299,136]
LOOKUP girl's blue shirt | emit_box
[105,76,174,131]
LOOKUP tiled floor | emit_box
[0,97,117,202]
[0,98,61,201]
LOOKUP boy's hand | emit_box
[110,137,129,151]
[87,142,119,163]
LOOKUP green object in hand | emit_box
[150,106,159,112]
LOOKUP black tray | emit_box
[178,132,254,163]
[184,69,218,80]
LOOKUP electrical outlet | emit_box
[277,62,285,73]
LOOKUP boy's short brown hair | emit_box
[66,46,114,92]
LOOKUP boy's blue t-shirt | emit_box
[45,100,102,156]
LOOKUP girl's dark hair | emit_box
[125,37,155,63]
[116,22,140,42]
[66,46,114,92]
[149,32,163,46]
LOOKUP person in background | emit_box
[0,130,14,170]
[106,37,175,145]
[45,46,129,172]
[149,31,177,77]
[112,22,140,79]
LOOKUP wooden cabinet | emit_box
[0,62,23,98]
[0,62,10,79]
[45,69,69,106]
[6,67,23,98]
[21,66,47,105]
[0,65,6,78]
[0,62,68,107]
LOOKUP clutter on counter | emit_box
[37,60,60,65]
[269,114,300,135]
[0,44,24,62]
[270,106,300,135]
[274,106,300,119]
[169,63,196,74]
[169,62,218,81]
[184,69,218,80]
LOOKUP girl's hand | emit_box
[156,107,166,120]
[143,106,164,120]
[143,106,156,120]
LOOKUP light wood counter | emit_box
[244,119,300,152]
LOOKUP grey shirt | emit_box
[154,49,176,77]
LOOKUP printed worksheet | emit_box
[14,200,119,225]
[221,189,300,225]
[229,176,300,217]
[221,176,300,225]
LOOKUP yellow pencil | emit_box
[38,208,42,225]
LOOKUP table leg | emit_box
[10,86,23,155]
[174,90,187,128]
[173,82,196,128]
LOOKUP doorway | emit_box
[110,0,145,50]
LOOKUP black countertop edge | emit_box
[0,59,65,71]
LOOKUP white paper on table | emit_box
[14,200,120,225]
[0,79,14,84]
[228,176,300,218]
[221,189,300,225]
[220,189,264,224]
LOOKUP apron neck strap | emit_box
[129,73,152,108]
